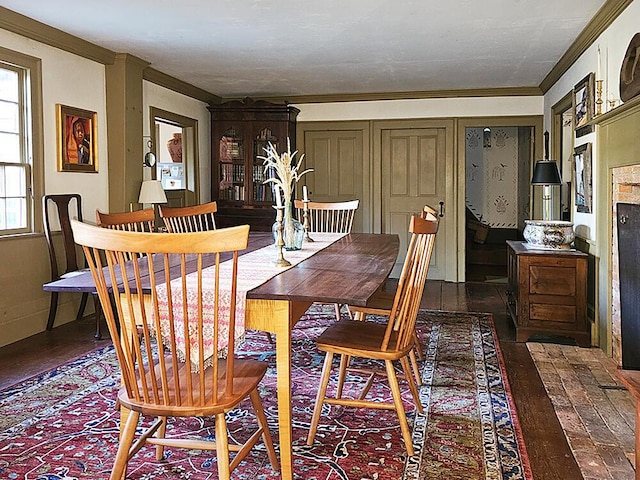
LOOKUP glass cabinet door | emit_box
[218,128,244,201]
[253,128,278,204]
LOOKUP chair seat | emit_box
[119,358,268,416]
[315,319,412,361]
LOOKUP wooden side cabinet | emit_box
[506,240,590,346]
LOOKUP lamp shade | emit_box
[531,161,562,185]
[138,180,167,204]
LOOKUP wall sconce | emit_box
[143,139,156,167]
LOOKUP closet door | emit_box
[377,120,454,280]
[299,123,370,232]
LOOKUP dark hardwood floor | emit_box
[0,279,583,479]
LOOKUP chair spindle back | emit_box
[294,199,359,233]
[71,221,250,408]
[159,201,218,233]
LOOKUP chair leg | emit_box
[385,360,415,456]
[92,294,102,340]
[215,412,231,478]
[400,356,423,414]
[307,351,334,445]
[336,354,350,398]
[155,416,167,461]
[76,292,89,321]
[46,291,59,330]
[265,332,274,344]
[409,349,422,386]
[110,410,139,480]
[334,303,342,320]
[249,389,280,471]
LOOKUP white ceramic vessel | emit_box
[523,220,575,250]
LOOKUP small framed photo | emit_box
[573,73,595,137]
[574,143,592,213]
[56,104,98,172]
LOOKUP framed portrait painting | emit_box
[56,104,98,172]
[573,73,594,137]
[574,143,592,213]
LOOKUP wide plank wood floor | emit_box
[0,280,583,479]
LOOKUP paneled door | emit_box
[299,124,369,232]
[377,121,454,280]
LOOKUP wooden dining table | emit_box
[43,230,399,479]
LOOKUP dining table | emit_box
[43,230,399,479]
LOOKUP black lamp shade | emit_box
[531,161,561,185]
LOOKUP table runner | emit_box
[155,233,346,370]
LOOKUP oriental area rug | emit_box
[0,308,531,479]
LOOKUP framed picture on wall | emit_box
[56,104,98,173]
[574,143,592,213]
[573,73,595,137]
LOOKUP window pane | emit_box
[0,132,20,163]
[0,68,18,103]
[0,100,19,132]
[5,165,25,196]
[5,197,26,229]
[0,199,5,229]
[0,167,4,196]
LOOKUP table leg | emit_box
[274,312,294,479]
[246,299,310,480]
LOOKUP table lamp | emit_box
[138,180,167,230]
[531,132,562,221]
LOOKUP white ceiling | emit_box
[1,0,609,99]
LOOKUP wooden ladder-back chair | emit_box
[95,208,155,232]
[294,199,360,320]
[159,201,217,233]
[307,214,439,456]
[70,221,279,480]
[43,194,102,338]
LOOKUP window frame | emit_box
[0,46,43,238]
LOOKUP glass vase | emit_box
[273,201,304,251]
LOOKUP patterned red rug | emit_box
[0,308,531,479]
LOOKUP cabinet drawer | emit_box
[530,303,576,324]
[529,265,576,296]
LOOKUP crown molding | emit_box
[143,68,221,104]
[0,6,116,65]
[248,86,543,105]
[539,0,633,93]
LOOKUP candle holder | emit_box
[273,206,291,267]
[302,199,314,242]
[596,79,603,116]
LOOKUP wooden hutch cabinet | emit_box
[209,98,299,231]
[506,240,590,346]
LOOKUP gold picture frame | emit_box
[573,73,594,138]
[56,104,98,172]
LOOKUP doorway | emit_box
[458,116,543,282]
[150,107,199,208]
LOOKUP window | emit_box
[0,48,41,236]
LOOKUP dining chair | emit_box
[294,199,359,234]
[307,214,439,456]
[294,199,360,320]
[159,201,217,233]
[95,208,155,232]
[43,194,102,338]
[70,220,279,480]
[346,204,440,384]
